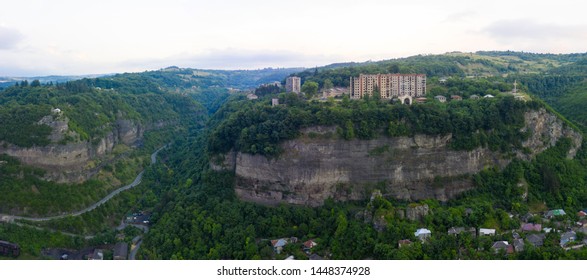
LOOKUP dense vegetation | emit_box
[209,94,539,156]
[4,51,587,260]
[139,104,587,259]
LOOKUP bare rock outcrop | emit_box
[214,109,582,206]
[0,117,153,183]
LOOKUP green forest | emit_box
[3,51,587,260]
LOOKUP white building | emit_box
[479,228,496,236]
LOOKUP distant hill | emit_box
[288,51,587,133]
[0,74,110,89]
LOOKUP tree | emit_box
[301,81,319,97]
[323,79,334,90]
[30,80,41,87]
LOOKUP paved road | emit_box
[1,144,167,223]
[129,240,142,260]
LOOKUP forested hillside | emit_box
[3,51,587,260]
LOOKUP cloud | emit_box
[483,19,587,42]
[0,26,23,50]
[121,49,344,71]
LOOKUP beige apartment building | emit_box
[349,74,426,104]
[285,76,301,93]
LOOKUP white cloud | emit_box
[0,26,23,50]
[119,49,345,71]
[481,19,587,53]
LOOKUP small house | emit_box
[271,238,288,254]
[527,233,546,247]
[415,97,428,104]
[513,239,524,252]
[469,95,480,100]
[521,223,542,232]
[322,87,347,98]
[51,108,62,114]
[479,228,496,236]
[560,231,577,247]
[246,93,259,100]
[434,95,447,103]
[113,242,128,260]
[303,240,317,252]
[491,241,513,254]
[483,94,495,98]
[448,227,464,236]
[398,239,412,248]
[545,209,566,219]
[271,98,279,107]
[414,228,431,241]
[451,95,462,101]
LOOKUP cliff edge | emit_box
[212,108,582,206]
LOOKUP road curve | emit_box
[2,144,167,222]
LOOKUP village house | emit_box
[527,233,546,247]
[434,95,446,103]
[545,209,566,219]
[479,228,496,236]
[414,228,431,241]
[398,239,412,248]
[303,240,317,253]
[271,98,279,107]
[450,95,462,101]
[113,243,128,260]
[246,93,259,100]
[560,231,577,247]
[322,87,347,99]
[491,241,514,254]
[521,223,542,232]
[415,97,428,104]
[513,239,524,252]
[447,227,476,237]
[483,94,495,98]
[271,238,288,254]
[469,95,480,100]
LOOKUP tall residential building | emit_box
[285,76,301,93]
[349,74,426,104]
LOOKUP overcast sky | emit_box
[1,0,586,76]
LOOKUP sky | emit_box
[0,0,586,76]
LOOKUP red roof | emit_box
[303,240,317,249]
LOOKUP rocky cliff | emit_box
[213,109,582,206]
[0,116,160,183]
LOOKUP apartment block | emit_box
[349,74,426,104]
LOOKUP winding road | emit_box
[0,144,167,223]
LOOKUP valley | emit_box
[2,52,587,260]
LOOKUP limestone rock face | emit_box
[214,110,582,206]
[0,117,155,183]
[519,108,582,160]
[405,204,430,222]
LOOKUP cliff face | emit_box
[214,109,582,206]
[0,117,149,183]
